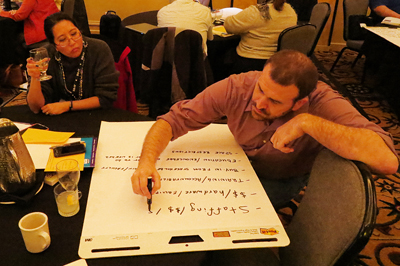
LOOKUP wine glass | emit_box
[29,47,52,81]
[56,159,80,191]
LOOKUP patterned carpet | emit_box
[306,50,400,266]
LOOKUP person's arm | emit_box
[131,119,173,198]
[270,113,398,174]
[224,7,256,34]
[207,11,214,41]
[41,97,101,115]
[26,58,46,114]
[0,0,35,21]
[92,40,119,108]
[373,5,400,19]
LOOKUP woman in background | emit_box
[26,12,119,115]
[0,0,59,47]
[224,0,297,74]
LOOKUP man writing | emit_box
[131,50,398,208]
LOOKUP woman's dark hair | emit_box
[265,50,318,101]
[44,12,79,44]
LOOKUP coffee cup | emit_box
[18,212,51,253]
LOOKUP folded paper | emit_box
[22,128,75,144]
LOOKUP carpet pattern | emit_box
[306,50,400,266]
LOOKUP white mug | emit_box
[18,212,51,253]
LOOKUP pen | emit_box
[147,177,152,211]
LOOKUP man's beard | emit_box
[251,102,294,121]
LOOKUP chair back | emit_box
[279,149,377,266]
[140,27,207,118]
[277,24,316,56]
[309,2,331,54]
[343,0,369,41]
[61,0,91,36]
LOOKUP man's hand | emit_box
[130,119,173,198]
[270,114,307,153]
[131,162,161,199]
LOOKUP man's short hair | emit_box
[265,50,319,100]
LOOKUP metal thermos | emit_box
[0,118,36,196]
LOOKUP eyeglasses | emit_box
[55,30,82,47]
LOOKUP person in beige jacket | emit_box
[224,0,297,74]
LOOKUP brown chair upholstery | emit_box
[204,149,377,266]
[277,24,316,56]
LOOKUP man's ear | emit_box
[292,97,309,111]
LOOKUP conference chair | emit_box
[140,27,208,118]
[119,10,159,95]
[277,24,316,56]
[205,149,377,266]
[308,0,368,118]
[308,2,331,55]
[330,0,369,73]
[61,0,91,36]
[279,148,377,265]
[92,34,138,113]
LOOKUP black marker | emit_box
[147,177,152,211]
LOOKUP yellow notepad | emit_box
[45,149,85,172]
[212,26,234,37]
[22,128,75,144]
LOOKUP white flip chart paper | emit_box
[79,122,289,258]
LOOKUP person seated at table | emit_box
[369,0,400,23]
[0,0,59,48]
[157,0,213,55]
[26,12,119,115]
[223,0,297,74]
[131,50,398,209]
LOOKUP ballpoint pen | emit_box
[147,177,152,212]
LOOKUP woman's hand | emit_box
[41,102,70,115]
[26,57,45,80]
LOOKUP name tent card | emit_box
[79,122,289,259]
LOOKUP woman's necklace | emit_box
[55,40,88,100]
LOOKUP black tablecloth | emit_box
[207,34,240,82]
[0,106,210,265]
[362,30,400,117]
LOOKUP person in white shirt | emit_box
[157,0,213,55]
